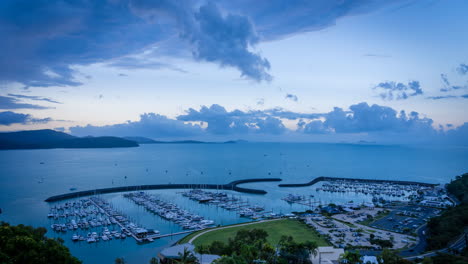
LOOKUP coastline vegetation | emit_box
[196,228,319,264]
[0,222,81,264]
[426,173,468,251]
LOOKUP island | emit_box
[0,129,139,150]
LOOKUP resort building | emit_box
[310,246,344,264]
[158,243,220,264]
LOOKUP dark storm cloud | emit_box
[374,80,423,100]
[1,0,412,87]
[0,111,52,125]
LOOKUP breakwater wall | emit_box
[278,176,438,188]
[45,178,282,202]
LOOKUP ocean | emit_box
[0,143,467,263]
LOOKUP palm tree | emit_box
[149,257,158,264]
[339,251,362,264]
[175,248,198,264]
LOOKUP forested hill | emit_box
[0,129,138,150]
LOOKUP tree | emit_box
[115,257,126,264]
[0,222,81,264]
[149,257,159,264]
[278,235,318,264]
[175,248,198,264]
[377,249,411,264]
[213,256,247,264]
[207,240,228,255]
[340,251,362,264]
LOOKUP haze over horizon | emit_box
[1,0,467,145]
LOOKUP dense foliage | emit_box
[0,222,81,264]
[447,173,468,203]
[426,173,468,250]
[198,228,318,264]
[426,203,468,250]
[339,249,411,264]
[424,248,468,264]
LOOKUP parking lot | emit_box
[370,205,440,233]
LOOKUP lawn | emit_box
[179,219,330,247]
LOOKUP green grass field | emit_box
[179,219,330,247]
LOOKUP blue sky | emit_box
[0,0,467,144]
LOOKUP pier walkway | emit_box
[45,178,282,202]
[88,197,142,243]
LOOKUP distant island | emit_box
[0,129,139,150]
[123,136,247,144]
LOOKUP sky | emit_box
[0,0,467,145]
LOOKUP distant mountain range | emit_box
[0,130,139,150]
[0,130,248,150]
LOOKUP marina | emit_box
[181,189,282,220]
[48,197,155,243]
[124,192,216,230]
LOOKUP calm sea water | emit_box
[0,143,467,263]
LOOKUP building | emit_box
[310,246,344,264]
[159,243,220,264]
[362,256,378,264]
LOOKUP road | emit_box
[404,230,467,261]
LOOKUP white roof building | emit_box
[310,246,344,264]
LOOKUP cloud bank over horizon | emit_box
[67,102,468,146]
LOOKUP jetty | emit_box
[45,178,282,202]
[278,176,438,188]
[87,197,143,243]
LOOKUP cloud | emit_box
[1,0,413,86]
[7,93,61,104]
[444,122,468,146]
[0,96,52,109]
[219,0,412,40]
[457,64,468,75]
[427,95,458,100]
[65,102,467,145]
[440,73,467,92]
[285,93,298,102]
[256,98,265,106]
[323,102,433,133]
[107,57,187,73]
[0,111,52,125]
[362,53,391,58]
[178,104,258,134]
[69,113,202,138]
[300,120,331,134]
[374,80,423,100]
